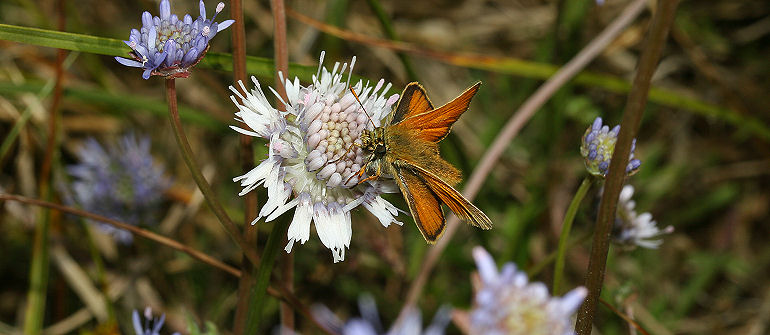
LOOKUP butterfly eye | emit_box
[375,144,386,155]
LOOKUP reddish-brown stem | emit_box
[24,2,67,332]
[1,193,240,277]
[400,0,649,315]
[230,0,259,333]
[272,0,289,106]
[39,31,66,190]
[165,79,259,265]
[271,0,292,332]
[0,193,334,335]
[574,0,680,333]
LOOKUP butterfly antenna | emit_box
[350,87,377,129]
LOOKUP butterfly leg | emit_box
[356,159,382,184]
[344,153,377,185]
[328,141,359,164]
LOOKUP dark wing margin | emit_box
[390,82,434,125]
[393,82,481,143]
[411,164,492,230]
[394,166,447,244]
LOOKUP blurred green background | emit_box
[1,0,769,334]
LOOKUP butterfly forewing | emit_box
[358,81,492,244]
[393,82,481,143]
[390,82,434,124]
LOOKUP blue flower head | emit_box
[579,117,641,178]
[66,134,171,244]
[133,307,180,335]
[116,0,235,79]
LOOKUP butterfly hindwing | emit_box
[393,82,481,143]
[411,164,492,230]
[394,165,447,244]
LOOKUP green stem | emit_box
[575,1,680,333]
[527,231,592,278]
[553,177,593,295]
[82,223,115,322]
[23,209,50,335]
[164,78,259,266]
[243,220,288,334]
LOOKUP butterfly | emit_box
[354,82,492,243]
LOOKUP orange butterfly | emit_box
[355,82,492,243]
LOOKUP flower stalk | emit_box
[24,1,66,331]
[401,0,649,313]
[574,0,680,333]
[243,219,289,334]
[165,78,258,265]
[229,0,258,332]
[553,177,593,295]
[270,0,295,331]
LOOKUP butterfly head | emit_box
[360,127,387,157]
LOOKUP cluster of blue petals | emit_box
[580,117,641,178]
[116,0,234,79]
[66,134,170,243]
[133,308,179,335]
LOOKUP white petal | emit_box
[314,203,350,263]
[258,163,290,219]
[234,156,280,196]
[265,192,299,222]
[285,193,313,253]
[557,287,588,315]
[473,246,499,284]
[361,195,402,227]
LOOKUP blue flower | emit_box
[470,247,587,335]
[580,117,641,178]
[133,308,179,335]
[66,134,170,244]
[116,0,234,79]
[312,295,451,335]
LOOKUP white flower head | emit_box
[613,185,674,249]
[230,52,404,263]
[470,247,587,335]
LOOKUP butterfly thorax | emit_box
[360,127,387,158]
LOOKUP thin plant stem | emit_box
[553,177,593,295]
[0,193,240,277]
[272,0,289,106]
[24,2,66,331]
[230,0,259,333]
[575,1,680,333]
[270,0,293,332]
[243,220,289,334]
[82,222,116,322]
[24,208,51,335]
[400,0,648,314]
[280,253,294,332]
[165,78,259,265]
[0,194,334,334]
[527,231,592,278]
[599,298,651,335]
[0,51,76,165]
